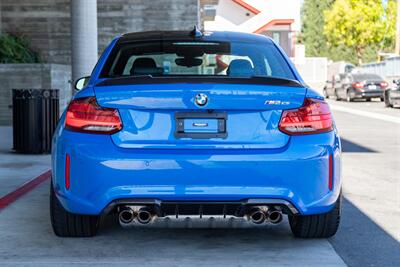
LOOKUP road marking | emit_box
[0,170,51,210]
[330,105,400,124]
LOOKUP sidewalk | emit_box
[0,126,50,197]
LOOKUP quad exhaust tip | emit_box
[118,206,154,226]
[119,207,135,224]
[248,207,283,225]
[249,209,266,224]
[137,207,153,224]
[266,209,283,224]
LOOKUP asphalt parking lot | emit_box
[0,99,399,266]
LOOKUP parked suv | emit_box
[323,74,347,100]
[384,79,400,108]
[50,30,342,238]
[336,73,387,102]
[332,74,346,100]
[322,79,333,99]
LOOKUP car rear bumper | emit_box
[52,129,342,216]
[353,90,383,99]
[388,90,400,105]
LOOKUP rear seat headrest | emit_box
[130,58,158,76]
[227,59,254,77]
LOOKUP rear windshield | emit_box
[352,74,383,81]
[100,40,296,80]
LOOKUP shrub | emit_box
[0,33,40,63]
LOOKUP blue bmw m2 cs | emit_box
[51,29,341,238]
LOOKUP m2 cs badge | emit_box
[264,100,291,105]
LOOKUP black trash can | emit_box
[12,89,59,154]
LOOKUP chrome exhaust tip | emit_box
[249,209,266,224]
[266,210,283,224]
[119,207,135,225]
[137,208,153,224]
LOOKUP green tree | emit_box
[301,0,334,57]
[381,0,398,52]
[323,0,392,65]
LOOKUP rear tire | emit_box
[366,98,371,102]
[385,98,392,108]
[346,91,353,102]
[335,91,341,101]
[50,183,99,237]
[384,91,391,107]
[289,195,341,238]
[323,89,329,99]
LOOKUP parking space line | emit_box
[0,170,51,210]
[330,105,400,124]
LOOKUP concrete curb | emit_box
[0,170,51,210]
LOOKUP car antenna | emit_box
[190,25,203,38]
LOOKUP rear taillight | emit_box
[380,81,388,89]
[352,82,364,89]
[279,98,333,135]
[65,97,122,134]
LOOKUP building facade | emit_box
[0,0,199,65]
[201,0,301,58]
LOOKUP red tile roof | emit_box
[232,0,261,15]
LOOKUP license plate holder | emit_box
[175,112,227,139]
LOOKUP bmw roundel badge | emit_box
[195,93,208,107]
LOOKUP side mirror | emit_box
[74,76,90,91]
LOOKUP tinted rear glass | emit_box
[100,40,296,80]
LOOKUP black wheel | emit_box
[335,91,341,101]
[346,91,353,102]
[366,98,371,102]
[50,183,99,237]
[380,97,384,102]
[323,89,329,99]
[385,97,392,107]
[384,91,391,107]
[289,195,341,238]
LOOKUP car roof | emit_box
[119,30,273,44]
